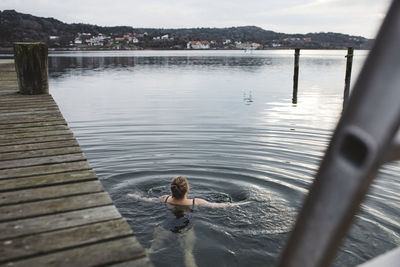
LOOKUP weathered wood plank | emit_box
[0,153,86,169]
[0,115,65,125]
[0,129,72,140]
[0,99,54,106]
[0,192,112,221]
[0,161,91,179]
[0,74,17,81]
[0,98,54,105]
[0,120,67,130]
[0,81,18,87]
[0,133,74,146]
[0,170,97,191]
[0,205,122,240]
[0,110,62,118]
[0,180,103,205]
[0,103,58,109]
[0,219,133,263]
[0,86,18,92]
[5,236,146,267]
[109,257,154,267]
[0,106,59,113]
[0,146,81,161]
[0,97,55,104]
[0,93,52,100]
[0,124,68,135]
[0,139,78,153]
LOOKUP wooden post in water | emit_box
[13,42,49,95]
[292,48,300,104]
[343,47,354,107]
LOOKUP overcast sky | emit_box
[0,0,392,38]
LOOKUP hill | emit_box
[0,9,373,50]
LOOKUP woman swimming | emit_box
[128,176,250,267]
[160,176,245,208]
[129,175,250,208]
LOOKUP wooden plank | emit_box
[0,139,79,153]
[0,153,86,169]
[0,100,54,107]
[0,115,66,125]
[0,192,112,221]
[0,104,59,111]
[0,180,103,205]
[0,110,62,118]
[0,192,112,222]
[0,97,55,104]
[0,129,72,140]
[0,170,97,191]
[0,219,133,263]
[0,133,75,146]
[0,205,122,240]
[0,161,91,179]
[0,120,67,130]
[0,98,54,105]
[0,76,16,81]
[0,91,18,94]
[0,85,18,92]
[5,236,146,267]
[110,257,153,267]
[0,81,18,87]
[0,146,81,161]
[0,124,69,135]
[0,94,52,100]
[0,106,59,113]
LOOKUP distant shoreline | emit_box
[0,47,369,54]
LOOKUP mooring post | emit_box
[343,47,354,107]
[13,42,49,95]
[292,48,300,104]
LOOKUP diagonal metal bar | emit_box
[276,1,400,267]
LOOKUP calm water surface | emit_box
[48,50,400,266]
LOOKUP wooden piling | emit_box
[13,42,49,95]
[292,48,300,104]
[343,47,354,107]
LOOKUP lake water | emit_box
[47,50,400,266]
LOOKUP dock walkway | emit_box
[0,60,151,266]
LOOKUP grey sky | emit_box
[0,0,392,38]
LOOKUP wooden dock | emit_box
[0,60,152,266]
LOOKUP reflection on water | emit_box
[49,50,400,267]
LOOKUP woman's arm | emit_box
[195,198,252,208]
[128,193,159,202]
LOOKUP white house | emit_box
[161,34,169,40]
[127,36,139,43]
[187,41,210,49]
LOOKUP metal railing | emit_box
[277,0,400,266]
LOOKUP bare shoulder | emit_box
[194,198,209,206]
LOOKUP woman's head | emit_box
[170,176,189,199]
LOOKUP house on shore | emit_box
[187,41,210,49]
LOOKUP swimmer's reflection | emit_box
[128,176,251,267]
